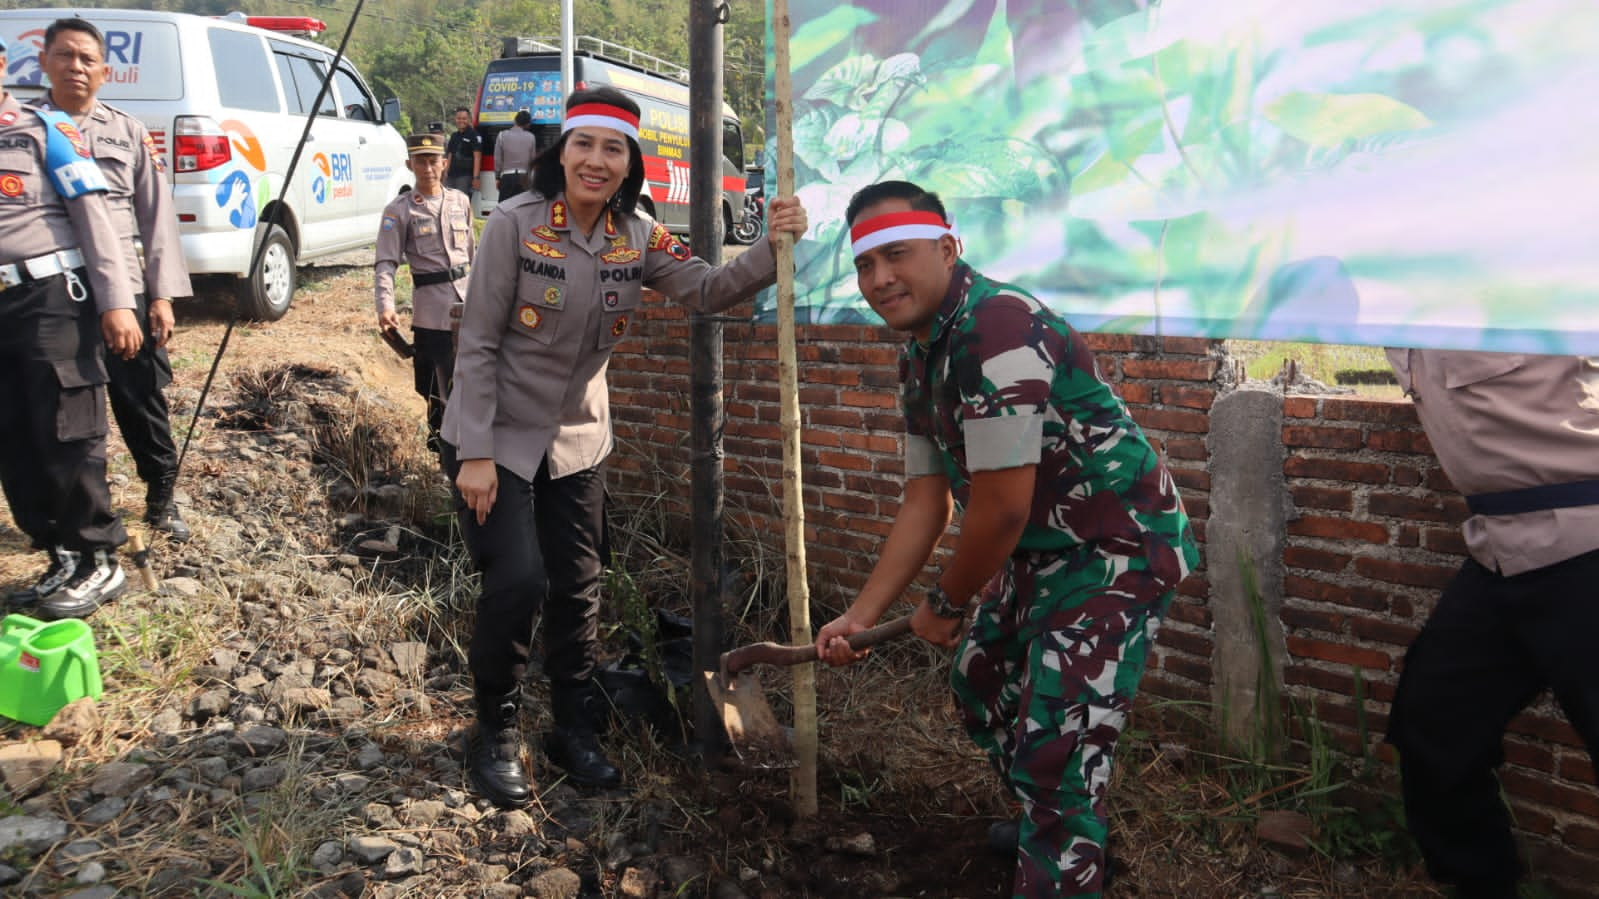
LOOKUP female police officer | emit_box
[441,85,807,807]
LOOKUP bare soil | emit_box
[0,258,1449,897]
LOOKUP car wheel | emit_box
[236,224,296,321]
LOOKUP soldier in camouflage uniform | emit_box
[818,181,1198,899]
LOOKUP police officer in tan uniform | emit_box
[0,33,141,618]
[375,132,474,457]
[441,86,806,807]
[493,110,536,203]
[30,18,195,565]
[1385,350,1599,898]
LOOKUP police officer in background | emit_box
[30,17,194,560]
[494,110,536,203]
[374,133,474,459]
[0,34,142,618]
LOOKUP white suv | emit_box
[1,9,412,320]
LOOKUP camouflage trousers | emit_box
[951,552,1175,899]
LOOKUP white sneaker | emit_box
[39,549,125,620]
[6,546,80,607]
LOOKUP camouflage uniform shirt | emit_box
[900,261,1197,583]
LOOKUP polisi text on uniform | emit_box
[96,136,133,151]
[0,137,34,151]
[599,266,643,283]
[520,258,566,281]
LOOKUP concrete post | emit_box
[1204,383,1289,752]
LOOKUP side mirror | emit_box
[381,97,402,124]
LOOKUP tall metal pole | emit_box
[688,0,728,759]
[560,0,575,96]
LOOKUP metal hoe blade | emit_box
[702,670,797,769]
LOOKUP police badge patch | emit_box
[518,304,543,330]
[611,316,629,337]
[604,290,619,308]
[381,215,397,232]
[543,286,562,307]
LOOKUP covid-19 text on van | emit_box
[0,9,411,320]
[473,35,748,240]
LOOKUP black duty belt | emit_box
[1464,479,1599,517]
[412,264,468,287]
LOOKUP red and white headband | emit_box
[850,210,956,256]
[562,103,640,142]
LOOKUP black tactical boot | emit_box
[7,546,79,608]
[145,477,191,543]
[468,689,531,809]
[545,683,622,789]
[38,549,126,620]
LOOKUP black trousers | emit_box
[1386,549,1599,890]
[105,293,177,489]
[413,326,454,454]
[443,445,606,700]
[0,274,126,552]
[497,173,526,203]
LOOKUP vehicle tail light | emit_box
[173,116,232,173]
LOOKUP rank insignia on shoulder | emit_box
[531,225,560,242]
[601,247,641,264]
[543,286,562,307]
[141,132,166,172]
[550,201,568,228]
[518,304,543,330]
[55,121,90,158]
[611,316,629,337]
[0,111,16,127]
[523,239,566,259]
[381,215,397,232]
[0,174,23,197]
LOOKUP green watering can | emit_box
[0,614,103,726]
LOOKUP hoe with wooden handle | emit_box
[702,616,914,769]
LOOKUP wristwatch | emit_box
[926,585,967,620]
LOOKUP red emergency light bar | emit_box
[214,13,328,37]
[246,16,327,35]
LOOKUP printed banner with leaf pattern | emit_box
[759,0,1599,353]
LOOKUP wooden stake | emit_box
[771,0,818,817]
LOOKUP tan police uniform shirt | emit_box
[1387,349,1599,575]
[0,92,134,315]
[29,97,192,300]
[374,187,474,331]
[443,191,779,481]
[494,127,536,177]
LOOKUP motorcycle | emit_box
[729,169,766,246]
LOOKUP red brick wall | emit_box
[608,292,1598,889]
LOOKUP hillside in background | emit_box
[0,0,768,142]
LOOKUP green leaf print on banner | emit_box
[790,6,880,73]
[1264,92,1433,150]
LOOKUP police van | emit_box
[473,35,749,240]
[0,9,412,320]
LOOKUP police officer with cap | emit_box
[29,17,195,557]
[375,132,474,458]
[0,32,142,618]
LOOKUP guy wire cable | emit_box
[176,0,369,475]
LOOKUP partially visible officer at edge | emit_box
[0,33,142,620]
[374,132,474,462]
[30,17,195,558]
[1384,349,1599,899]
